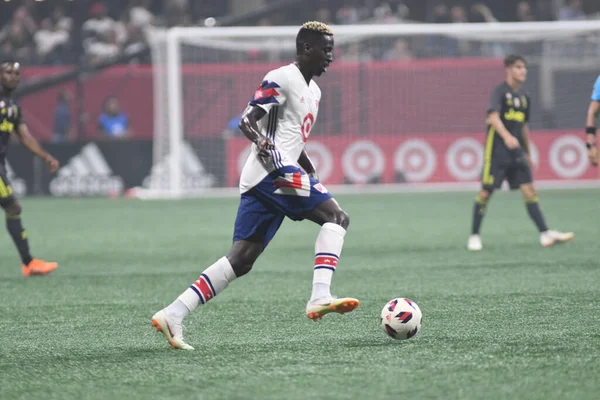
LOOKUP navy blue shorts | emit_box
[233,165,332,249]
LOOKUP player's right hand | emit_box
[504,136,520,149]
[255,136,274,162]
[44,154,59,173]
[588,146,598,166]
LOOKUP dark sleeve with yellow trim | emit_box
[15,105,23,128]
[487,85,505,114]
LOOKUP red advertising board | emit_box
[19,59,504,140]
[227,131,596,187]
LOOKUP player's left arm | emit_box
[585,100,599,166]
[298,149,318,180]
[522,95,533,166]
[586,100,600,140]
[586,77,600,166]
[14,122,59,173]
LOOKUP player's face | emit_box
[310,35,334,77]
[508,60,527,84]
[1,63,21,90]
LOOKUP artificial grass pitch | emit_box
[1,189,599,400]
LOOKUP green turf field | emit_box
[1,189,599,400]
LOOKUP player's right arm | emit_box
[239,105,272,161]
[238,70,289,162]
[488,112,519,149]
[585,76,600,166]
[487,85,519,149]
[12,106,59,173]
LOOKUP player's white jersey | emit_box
[239,63,321,193]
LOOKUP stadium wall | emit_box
[227,131,597,186]
[19,59,596,140]
[5,131,597,198]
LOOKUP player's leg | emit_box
[303,197,349,304]
[163,237,264,321]
[520,183,548,233]
[468,155,504,251]
[509,155,573,246]
[519,183,574,247]
[468,188,493,251]
[151,193,282,350]
[302,196,359,320]
[152,238,264,350]
[0,173,57,276]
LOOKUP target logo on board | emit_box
[549,135,588,178]
[394,139,436,182]
[342,140,385,183]
[305,141,333,182]
[445,138,484,181]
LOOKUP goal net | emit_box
[143,21,600,199]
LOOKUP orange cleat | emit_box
[22,259,58,277]
[306,296,360,322]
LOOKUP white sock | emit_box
[166,256,236,319]
[164,299,189,321]
[310,222,346,301]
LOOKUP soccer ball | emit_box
[380,298,422,340]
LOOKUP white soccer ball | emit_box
[380,298,422,340]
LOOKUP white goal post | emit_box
[142,21,600,199]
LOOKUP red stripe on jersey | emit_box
[314,255,338,269]
[193,277,214,302]
[254,87,279,100]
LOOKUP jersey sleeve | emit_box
[591,76,600,101]
[249,68,288,113]
[15,105,23,128]
[487,85,505,114]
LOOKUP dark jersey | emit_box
[0,95,23,165]
[486,82,530,158]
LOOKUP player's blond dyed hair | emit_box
[300,21,333,36]
[296,21,333,54]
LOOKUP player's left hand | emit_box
[588,146,598,166]
[44,154,59,173]
[527,155,534,169]
[255,136,274,163]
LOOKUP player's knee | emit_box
[324,208,350,230]
[337,209,350,229]
[230,260,254,277]
[478,189,493,201]
[520,183,536,198]
[228,253,256,277]
[1,199,21,217]
[523,188,537,201]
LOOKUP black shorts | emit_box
[481,149,532,191]
[0,164,15,206]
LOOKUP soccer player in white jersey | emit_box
[585,75,599,166]
[151,22,359,350]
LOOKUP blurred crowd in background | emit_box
[0,0,598,66]
[1,0,598,143]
